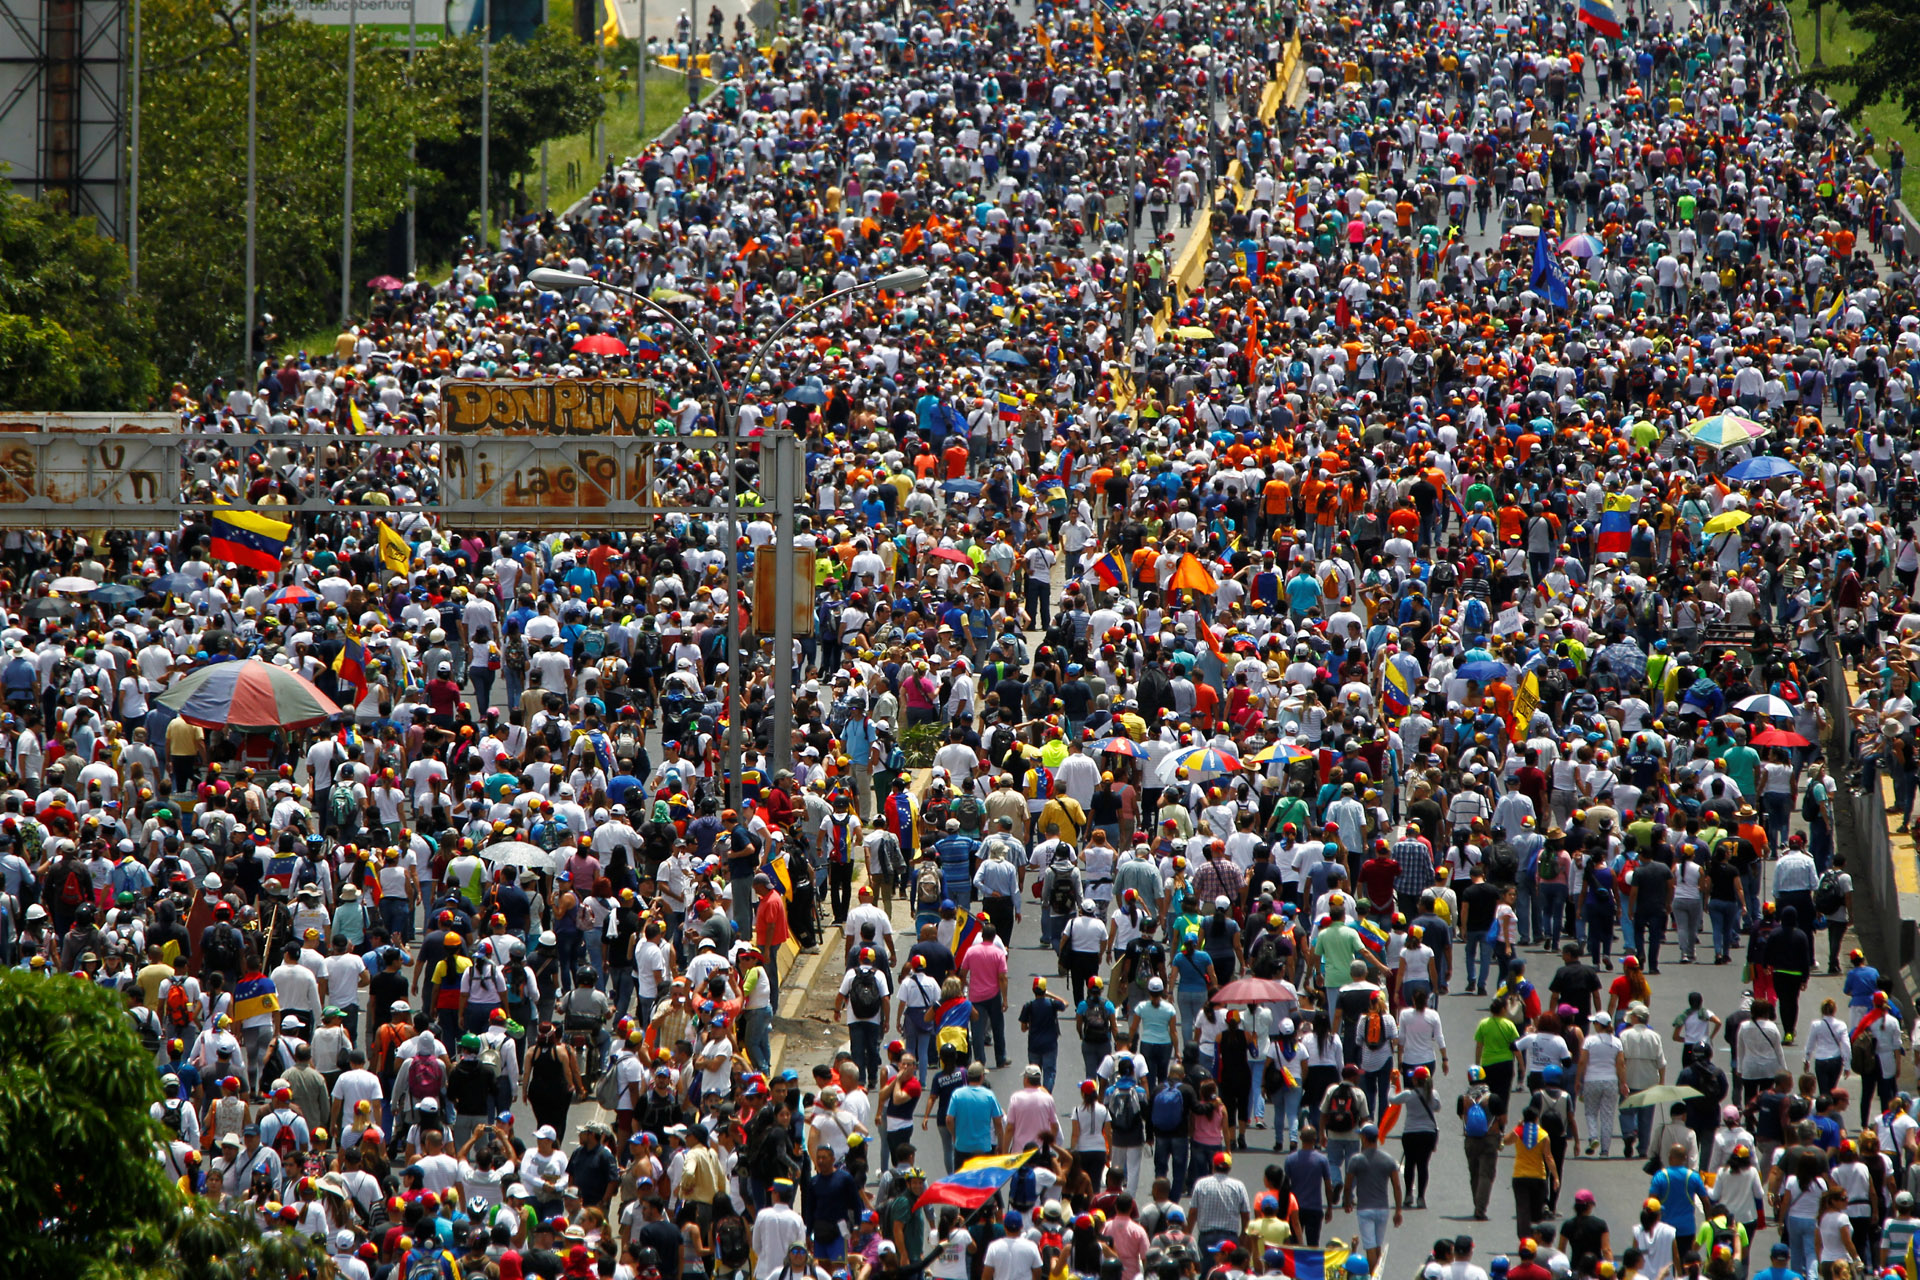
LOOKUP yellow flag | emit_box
[348,400,369,434]
[376,520,412,576]
[1510,670,1540,744]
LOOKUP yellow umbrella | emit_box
[1172,325,1215,340]
[1702,510,1752,535]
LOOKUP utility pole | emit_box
[341,0,358,324]
[243,0,257,379]
[480,0,491,249]
[638,0,647,140]
[128,0,140,293]
[768,428,800,777]
[407,0,416,274]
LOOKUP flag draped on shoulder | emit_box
[1595,493,1635,557]
[229,972,279,1023]
[333,636,370,705]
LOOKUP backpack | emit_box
[1109,1085,1143,1133]
[407,1052,446,1103]
[1803,785,1824,822]
[1815,868,1845,914]
[1853,1027,1879,1076]
[1081,1001,1113,1043]
[1150,1083,1187,1135]
[579,627,608,661]
[1324,1085,1359,1131]
[915,863,943,906]
[542,718,568,753]
[204,924,242,974]
[165,982,196,1031]
[1009,1164,1038,1209]
[1484,838,1519,884]
[1250,932,1283,979]
[131,1006,163,1055]
[161,1097,187,1134]
[595,1054,628,1110]
[478,1034,505,1071]
[849,967,884,1019]
[715,1216,750,1268]
[330,783,360,831]
[1463,1094,1490,1138]
[1047,859,1078,916]
[407,1251,452,1280]
[1363,1015,1385,1049]
[60,865,85,907]
[270,1113,300,1159]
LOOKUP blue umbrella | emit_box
[942,478,984,498]
[90,583,140,608]
[1725,455,1801,482]
[987,348,1028,366]
[1456,660,1508,682]
[783,385,827,405]
[948,349,982,363]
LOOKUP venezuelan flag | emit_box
[1382,657,1413,718]
[998,391,1023,423]
[210,508,292,573]
[333,637,369,704]
[760,851,793,898]
[1090,552,1130,591]
[1823,288,1847,327]
[913,1163,1016,1211]
[632,335,663,361]
[950,911,984,965]
[1277,1244,1351,1280]
[961,1149,1038,1172]
[1596,493,1635,557]
[229,973,280,1024]
[1355,917,1390,955]
[1578,0,1621,35]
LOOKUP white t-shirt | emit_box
[982,1235,1044,1280]
[838,966,892,1025]
[930,1227,975,1280]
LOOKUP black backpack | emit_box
[1081,1000,1112,1043]
[204,923,242,974]
[1249,932,1283,979]
[1815,869,1846,914]
[1484,838,1519,885]
[1048,859,1078,916]
[849,967,884,1019]
[715,1216,750,1268]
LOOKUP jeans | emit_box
[1708,900,1741,959]
[1152,1132,1189,1193]
[973,995,1007,1066]
[1034,1044,1058,1091]
[1113,1144,1143,1195]
[1325,1136,1360,1192]
[1186,1142,1222,1195]
[1585,909,1614,965]
[1637,916,1667,969]
[740,1007,773,1072]
[1464,933,1492,991]
[1142,1041,1173,1090]
[380,895,413,942]
[1538,881,1569,948]
[1621,1104,1655,1157]
[584,927,606,982]
[1516,871,1538,944]
[1741,864,1763,928]
[1176,990,1206,1041]
[1272,1086,1304,1147]
[849,1020,882,1088]
[1789,1216,1819,1280]
[1672,899,1703,961]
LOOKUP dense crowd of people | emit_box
[14,0,1920,1274]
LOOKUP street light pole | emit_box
[529,265,929,794]
[341,0,357,324]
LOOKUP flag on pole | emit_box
[1531,229,1570,309]
[913,1164,1017,1211]
[631,335,663,361]
[1166,553,1219,596]
[376,521,413,576]
[1089,552,1131,591]
[209,508,293,573]
[1510,670,1541,743]
[1577,0,1622,37]
[1823,288,1847,327]
[1595,493,1635,556]
[333,636,369,706]
[997,391,1024,423]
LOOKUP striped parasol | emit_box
[156,658,341,731]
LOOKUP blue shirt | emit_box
[948,1084,1003,1152]
[1843,966,1881,1010]
[1173,949,1213,992]
[1650,1167,1710,1233]
[1284,1148,1332,1210]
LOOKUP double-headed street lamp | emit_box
[528,264,929,802]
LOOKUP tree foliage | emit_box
[0,191,160,410]
[0,971,172,1272]
[0,972,320,1280]
[136,0,442,383]
[408,25,608,256]
[1808,0,1920,129]
[132,0,602,385]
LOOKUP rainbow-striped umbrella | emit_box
[1248,742,1313,763]
[156,658,341,731]
[1686,413,1770,450]
[1155,747,1243,781]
